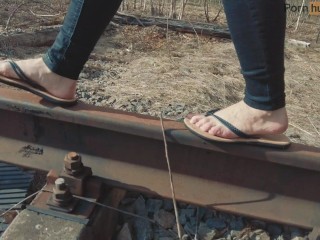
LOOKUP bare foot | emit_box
[190,101,288,138]
[0,58,76,100]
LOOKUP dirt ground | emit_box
[0,1,319,148]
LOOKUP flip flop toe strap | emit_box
[206,109,250,138]
[8,60,46,91]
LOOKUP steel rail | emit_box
[0,88,319,230]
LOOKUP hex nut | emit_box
[68,152,80,160]
[64,152,83,171]
[53,188,73,204]
[64,160,83,171]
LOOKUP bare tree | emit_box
[157,0,165,15]
[169,0,177,18]
[120,0,125,11]
[143,0,147,11]
[178,0,188,20]
[204,0,210,22]
[150,0,155,15]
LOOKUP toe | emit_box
[194,116,211,127]
[199,122,215,132]
[208,126,220,136]
[208,125,237,138]
[190,114,205,124]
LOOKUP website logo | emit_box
[310,1,320,15]
[285,1,320,15]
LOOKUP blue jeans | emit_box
[44,0,286,111]
[43,0,122,80]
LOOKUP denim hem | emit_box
[42,53,79,80]
[244,96,286,111]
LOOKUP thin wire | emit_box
[160,112,182,239]
[0,187,179,237]
[41,189,155,224]
[75,195,156,224]
[0,189,42,217]
[42,189,178,237]
[0,188,43,232]
[194,207,199,240]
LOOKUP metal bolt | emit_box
[68,152,80,161]
[55,178,66,191]
[64,152,84,175]
[52,177,73,206]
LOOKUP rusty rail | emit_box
[0,88,319,230]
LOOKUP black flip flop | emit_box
[184,109,291,148]
[0,60,77,106]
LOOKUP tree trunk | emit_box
[178,0,188,20]
[143,0,147,11]
[150,0,155,15]
[169,0,177,18]
[204,0,210,22]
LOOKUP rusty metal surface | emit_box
[0,88,320,229]
[29,170,102,224]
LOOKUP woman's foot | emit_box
[189,101,288,139]
[0,58,76,100]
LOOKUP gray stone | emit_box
[249,230,270,240]
[159,237,174,240]
[133,196,147,215]
[178,202,188,208]
[184,222,196,235]
[132,196,153,240]
[253,229,265,235]
[206,218,227,229]
[179,213,187,225]
[250,220,267,229]
[229,218,245,231]
[189,215,197,227]
[198,222,218,240]
[256,232,270,240]
[289,227,303,239]
[197,207,207,221]
[116,223,132,240]
[225,234,232,240]
[219,213,234,223]
[230,230,241,238]
[154,210,176,229]
[187,204,196,209]
[163,200,174,211]
[239,233,250,240]
[291,237,304,240]
[146,199,163,214]
[156,228,174,238]
[180,209,196,219]
[203,211,214,221]
[173,223,185,236]
[182,234,190,240]
[267,224,282,237]
[133,218,153,240]
[274,235,285,240]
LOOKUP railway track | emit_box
[0,88,319,238]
